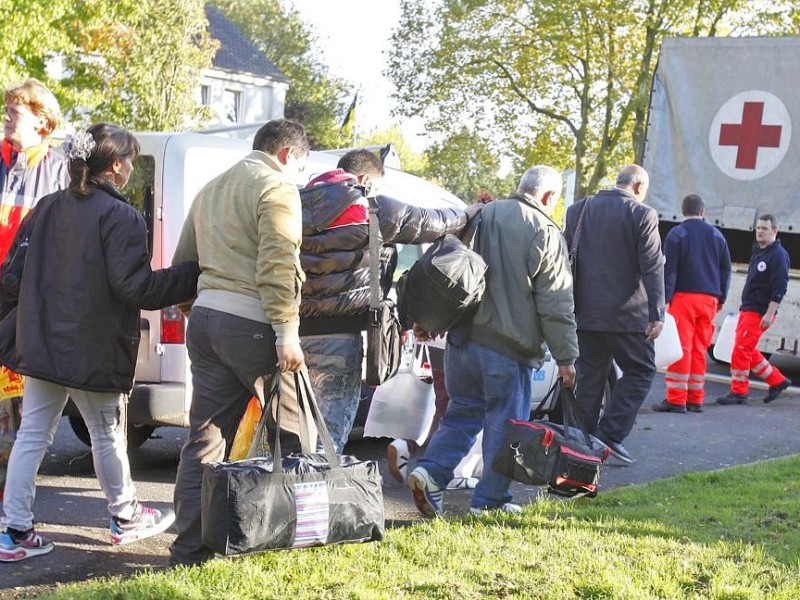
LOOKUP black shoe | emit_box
[764,378,792,404]
[651,400,687,413]
[715,392,748,405]
[593,431,634,465]
[686,403,704,413]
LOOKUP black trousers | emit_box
[575,330,656,443]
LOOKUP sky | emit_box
[289,0,429,151]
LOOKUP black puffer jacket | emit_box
[299,180,466,335]
[0,183,199,393]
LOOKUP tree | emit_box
[1,0,216,132]
[211,0,348,149]
[424,129,512,202]
[0,0,84,98]
[388,0,793,198]
[358,125,429,177]
[63,0,217,130]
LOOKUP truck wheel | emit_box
[67,416,155,449]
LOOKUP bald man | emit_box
[563,165,665,465]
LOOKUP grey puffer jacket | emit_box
[299,179,467,336]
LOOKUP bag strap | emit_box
[569,196,591,263]
[367,196,381,315]
[459,207,483,247]
[530,378,560,420]
[556,378,595,447]
[249,370,344,474]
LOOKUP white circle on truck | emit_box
[708,90,791,181]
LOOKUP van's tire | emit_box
[67,416,155,450]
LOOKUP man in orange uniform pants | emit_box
[716,214,792,405]
[653,194,731,413]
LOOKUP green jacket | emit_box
[173,151,304,344]
[470,194,578,368]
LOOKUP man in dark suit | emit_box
[563,165,665,465]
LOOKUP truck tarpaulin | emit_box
[643,37,799,232]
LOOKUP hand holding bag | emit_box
[201,370,385,556]
[493,379,609,498]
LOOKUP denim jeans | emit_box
[418,341,532,510]
[1,377,137,532]
[302,333,363,453]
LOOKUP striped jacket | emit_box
[0,140,69,263]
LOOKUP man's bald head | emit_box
[615,164,649,202]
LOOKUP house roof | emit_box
[206,4,288,82]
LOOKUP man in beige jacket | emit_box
[169,119,310,567]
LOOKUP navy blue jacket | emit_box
[564,188,665,332]
[740,239,790,315]
[663,218,731,303]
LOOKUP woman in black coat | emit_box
[0,123,199,562]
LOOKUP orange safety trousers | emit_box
[730,310,785,395]
[665,292,718,406]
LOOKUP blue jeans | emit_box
[419,341,532,509]
[302,333,363,453]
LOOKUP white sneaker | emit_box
[447,476,479,490]
[387,439,410,483]
[469,503,523,515]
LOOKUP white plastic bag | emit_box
[363,344,435,445]
[655,312,683,368]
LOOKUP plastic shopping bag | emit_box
[0,366,24,500]
[363,344,435,445]
[229,396,263,461]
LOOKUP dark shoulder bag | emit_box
[365,196,402,385]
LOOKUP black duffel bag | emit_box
[201,370,385,555]
[493,379,609,498]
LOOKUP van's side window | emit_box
[126,155,156,254]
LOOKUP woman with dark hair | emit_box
[0,123,200,562]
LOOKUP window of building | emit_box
[200,85,211,106]
[222,89,241,124]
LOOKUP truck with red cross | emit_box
[642,36,799,374]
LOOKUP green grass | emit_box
[40,456,800,599]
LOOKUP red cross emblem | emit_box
[709,91,791,181]
[718,102,782,169]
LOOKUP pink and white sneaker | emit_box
[110,504,175,545]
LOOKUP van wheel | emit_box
[67,416,155,449]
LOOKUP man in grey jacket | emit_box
[563,165,665,465]
[408,165,578,516]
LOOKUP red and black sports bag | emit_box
[492,380,609,498]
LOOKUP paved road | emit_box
[1,375,799,597]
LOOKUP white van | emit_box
[64,132,468,447]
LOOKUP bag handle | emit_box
[556,378,595,448]
[249,370,346,475]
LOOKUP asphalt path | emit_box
[1,374,799,598]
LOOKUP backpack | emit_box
[397,211,486,334]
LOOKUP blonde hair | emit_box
[4,79,62,137]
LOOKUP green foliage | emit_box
[425,128,513,203]
[1,0,216,132]
[358,125,429,178]
[211,0,348,149]
[40,455,800,599]
[63,0,217,130]
[388,0,796,198]
[0,0,73,85]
